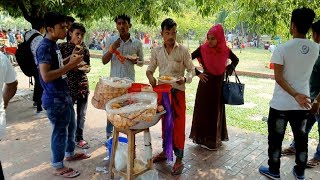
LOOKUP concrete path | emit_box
[1,69,319,180]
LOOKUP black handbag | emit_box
[223,70,245,105]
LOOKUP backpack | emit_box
[15,32,41,77]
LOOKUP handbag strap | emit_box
[225,69,242,84]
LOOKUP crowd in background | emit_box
[0,29,26,47]
[88,30,159,51]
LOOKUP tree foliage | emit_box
[1,0,320,37]
[0,0,185,27]
[0,12,30,30]
[195,0,320,36]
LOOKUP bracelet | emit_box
[108,46,115,54]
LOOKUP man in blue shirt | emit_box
[36,12,89,178]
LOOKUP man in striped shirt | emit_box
[102,14,144,138]
[146,18,195,175]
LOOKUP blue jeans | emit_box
[46,103,76,169]
[290,113,320,160]
[106,120,113,138]
[267,108,309,176]
[75,95,88,142]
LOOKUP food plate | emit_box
[157,75,178,84]
[136,60,144,65]
[78,61,87,67]
[78,65,90,71]
[78,67,89,71]
[125,54,139,60]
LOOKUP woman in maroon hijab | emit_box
[189,24,239,150]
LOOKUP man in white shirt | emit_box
[0,51,18,179]
[281,20,320,168]
[259,7,319,180]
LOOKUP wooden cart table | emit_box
[108,111,165,179]
[109,127,153,180]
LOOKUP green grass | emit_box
[88,48,319,140]
[90,40,274,75]
[232,48,274,74]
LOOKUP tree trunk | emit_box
[241,22,245,36]
[257,35,260,48]
[28,17,40,29]
[17,0,41,29]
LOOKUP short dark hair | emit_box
[161,18,177,31]
[65,15,75,23]
[291,7,315,34]
[32,18,45,31]
[312,20,320,35]
[69,23,86,33]
[67,23,86,41]
[44,12,66,28]
[114,14,131,24]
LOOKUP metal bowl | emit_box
[129,110,166,130]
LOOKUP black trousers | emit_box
[0,161,4,180]
[267,107,309,176]
[74,95,88,142]
[33,71,43,112]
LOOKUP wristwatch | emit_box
[314,99,319,104]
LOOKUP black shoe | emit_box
[293,167,305,180]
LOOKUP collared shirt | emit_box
[36,38,73,109]
[147,42,195,91]
[24,29,43,65]
[103,34,144,81]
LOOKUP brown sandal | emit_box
[172,162,184,175]
[306,158,320,168]
[53,167,80,178]
[65,152,91,161]
[281,147,296,156]
[152,152,167,163]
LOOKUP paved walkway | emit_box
[1,70,320,180]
